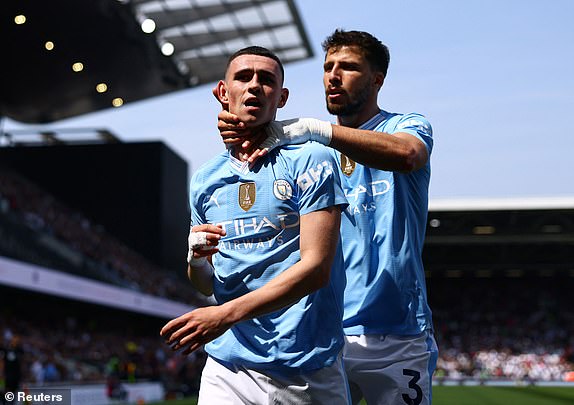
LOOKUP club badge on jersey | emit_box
[273,179,293,201]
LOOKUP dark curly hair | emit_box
[322,29,390,77]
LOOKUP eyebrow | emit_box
[233,68,278,80]
[323,60,362,70]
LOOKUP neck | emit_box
[230,145,250,162]
[337,104,381,128]
[228,122,271,162]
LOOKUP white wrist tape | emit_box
[296,118,333,145]
[187,231,209,263]
[262,118,333,152]
[189,231,208,250]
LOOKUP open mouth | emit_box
[244,98,262,107]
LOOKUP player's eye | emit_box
[341,62,361,71]
[259,75,276,86]
[234,71,253,82]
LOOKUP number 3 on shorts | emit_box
[402,369,423,405]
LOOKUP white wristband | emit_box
[302,118,333,145]
[261,118,333,153]
[187,231,209,263]
[187,254,214,296]
[280,118,333,145]
[189,231,208,250]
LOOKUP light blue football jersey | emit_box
[189,142,348,373]
[332,110,434,336]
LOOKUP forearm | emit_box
[260,118,426,172]
[162,207,340,355]
[219,207,340,326]
[161,259,327,355]
[186,224,226,296]
[219,257,329,325]
[330,125,426,172]
[187,260,214,296]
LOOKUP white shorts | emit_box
[198,353,350,404]
[343,331,438,405]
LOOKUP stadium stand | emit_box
[0,286,206,398]
[430,275,574,382]
[425,199,574,383]
[0,168,210,398]
[2,270,572,395]
[0,169,205,305]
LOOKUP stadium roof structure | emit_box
[0,0,313,124]
[424,197,574,276]
[429,196,574,211]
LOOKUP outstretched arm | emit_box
[329,126,429,172]
[216,112,429,172]
[160,205,341,355]
[261,120,428,172]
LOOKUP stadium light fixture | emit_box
[112,97,124,107]
[472,226,495,235]
[2,0,313,122]
[176,60,189,75]
[96,83,108,93]
[72,62,84,72]
[14,15,26,25]
[141,18,156,34]
[160,41,175,56]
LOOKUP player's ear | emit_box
[374,72,385,90]
[215,80,229,107]
[277,88,289,109]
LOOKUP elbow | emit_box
[309,263,331,291]
[193,276,213,296]
[401,146,425,173]
[197,286,213,297]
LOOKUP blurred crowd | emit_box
[431,277,574,381]
[436,350,570,381]
[0,304,207,398]
[0,169,206,306]
[0,169,209,398]
[2,276,571,392]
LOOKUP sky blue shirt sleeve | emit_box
[394,113,434,156]
[288,143,348,216]
[189,171,207,227]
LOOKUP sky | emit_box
[4,0,574,200]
